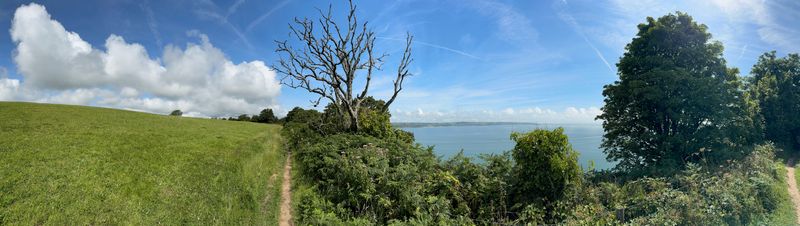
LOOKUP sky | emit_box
[0,0,797,123]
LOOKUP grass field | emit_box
[0,102,285,225]
[767,162,796,225]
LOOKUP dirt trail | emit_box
[785,158,800,225]
[279,153,293,226]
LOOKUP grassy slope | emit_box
[0,102,284,225]
[765,162,796,225]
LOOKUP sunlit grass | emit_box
[764,162,797,225]
[0,102,284,225]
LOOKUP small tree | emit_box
[237,114,251,122]
[274,0,413,132]
[284,107,322,124]
[169,110,182,116]
[509,128,582,220]
[255,108,278,123]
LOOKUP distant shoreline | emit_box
[392,121,539,128]
[392,121,604,128]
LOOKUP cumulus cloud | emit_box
[0,79,20,101]
[392,107,602,124]
[8,3,280,117]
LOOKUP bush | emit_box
[169,109,182,116]
[559,144,786,225]
[291,132,468,224]
[441,151,512,225]
[284,107,322,125]
[509,128,583,220]
[284,115,784,225]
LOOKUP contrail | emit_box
[377,36,483,60]
[555,3,615,73]
[246,0,292,32]
[736,44,748,64]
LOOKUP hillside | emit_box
[0,102,284,225]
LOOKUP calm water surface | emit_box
[400,124,614,170]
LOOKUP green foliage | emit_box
[356,97,415,143]
[288,131,470,224]
[284,107,322,125]
[357,97,393,138]
[284,98,415,142]
[509,128,583,220]
[0,102,285,225]
[597,12,759,175]
[749,52,800,149]
[441,152,513,225]
[253,108,279,123]
[237,114,251,122]
[559,144,789,225]
[169,109,182,116]
[285,119,788,225]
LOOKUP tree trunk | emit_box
[349,115,359,132]
[346,107,360,132]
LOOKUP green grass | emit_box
[763,162,797,225]
[0,102,285,225]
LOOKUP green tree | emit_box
[597,12,758,174]
[356,97,392,137]
[750,52,800,149]
[254,108,278,123]
[169,110,182,116]
[509,128,582,220]
[284,107,322,124]
[237,114,251,122]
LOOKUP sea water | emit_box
[399,124,614,170]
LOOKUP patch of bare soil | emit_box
[279,153,293,226]
[785,158,800,225]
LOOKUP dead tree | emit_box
[274,0,413,132]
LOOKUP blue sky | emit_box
[0,0,797,123]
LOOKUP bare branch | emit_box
[383,33,414,112]
[273,0,412,131]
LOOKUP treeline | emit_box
[278,10,800,225]
[169,108,281,124]
[219,108,280,123]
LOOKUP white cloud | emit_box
[0,78,20,101]
[40,88,102,105]
[0,66,20,101]
[589,0,799,59]
[8,3,280,117]
[465,0,538,44]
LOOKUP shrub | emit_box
[169,109,182,116]
[559,144,786,225]
[441,152,513,225]
[509,128,582,220]
[292,133,468,224]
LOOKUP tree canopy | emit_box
[750,52,800,149]
[169,110,182,116]
[253,108,278,123]
[597,12,759,174]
